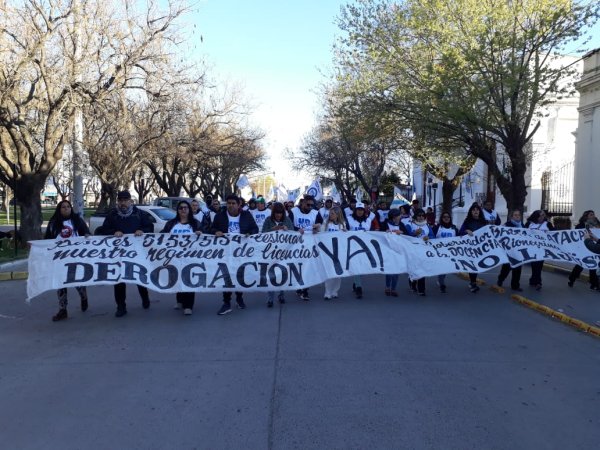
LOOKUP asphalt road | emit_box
[1,268,599,450]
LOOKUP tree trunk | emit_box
[15,174,45,241]
[97,182,117,213]
[441,178,455,214]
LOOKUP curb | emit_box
[0,271,28,281]
[543,262,589,282]
[511,294,600,339]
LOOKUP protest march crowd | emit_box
[42,190,600,322]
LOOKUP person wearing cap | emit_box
[380,208,408,297]
[210,194,259,315]
[319,198,333,222]
[405,208,434,296]
[100,190,154,317]
[346,201,380,299]
[250,197,269,230]
[289,195,323,301]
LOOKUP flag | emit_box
[393,186,410,205]
[354,186,364,202]
[305,178,323,200]
[276,185,288,202]
[287,188,301,202]
[236,174,250,189]
[330,184,341,203]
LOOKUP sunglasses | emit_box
[178,206,189,210]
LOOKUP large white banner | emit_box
[27,226,600,299]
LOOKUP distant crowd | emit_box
[43,191,600,322]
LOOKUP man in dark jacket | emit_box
[210,194,259,315]
[101,190,154,317]
[585,230,600,255]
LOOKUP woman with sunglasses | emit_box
[433,211,458,293]
[160,200,205,315]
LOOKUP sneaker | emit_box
[52,309,68,322]
[301,294,310,301]
[439,285,447,294]
[590,285,599,291]
[278,294,285,304]
[236,299,246,309]
[115,307,127,318]
[324,295,331,300]
[217,304,232,315]
[511,286,523,292]
[80,297,88,312]
[296,289,303,298]
[535,284,542,291]
[142,298,150,309]
[469,283,480,293]
[390,291,398,297]
[355,287,363,299]
[567,280,574,288]
[267,300,274,308]
[174,302,183,310]
[418,292,426,297]
[183,308,193,316]
[384,288,391,296]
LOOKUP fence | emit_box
[541,161,574,217]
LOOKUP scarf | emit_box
[117,204,134,218]
[510,220,523,228]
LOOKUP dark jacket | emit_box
[45,214,90,239]
[459,218,487,236]
[160,218,205,234]
[380,218,408,234]
[262,216,294,233]
[210,210,259,235]
[99,207,154,235]
[585,238,600,255]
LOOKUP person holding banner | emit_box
[526,210,554,290]
[496,210,525,292]
[568,210,599,290]
[321,206,347,300]
[101,190,153,317]
[347,202,379,299]
[459,204,488,293]
[45,200,91,322]
[585,228,600,254]
[319,198,333,222]
[250,197,269,231]
[482,200,502,225]
[289,196,323,301]
[376,201,390,224]
[262,202,294,307]
[381,209,407,296]
[211,194,259,315]
[433,211,459,294]
[160,200,205,315]
[344,198,357,221]
[405,209,434,296]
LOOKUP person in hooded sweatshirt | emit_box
[346,201,379,299]
[496,209,525,291]
[459,203,488,293]
[381,208,408,297]
[405,208,434,296]
[432,211,459,293]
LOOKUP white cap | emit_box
[355,202,365,209]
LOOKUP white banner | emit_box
[27,226,600,300]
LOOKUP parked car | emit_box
[88,205,176,235]
[153,196,206,211]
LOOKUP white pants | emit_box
[324,278,342,297]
